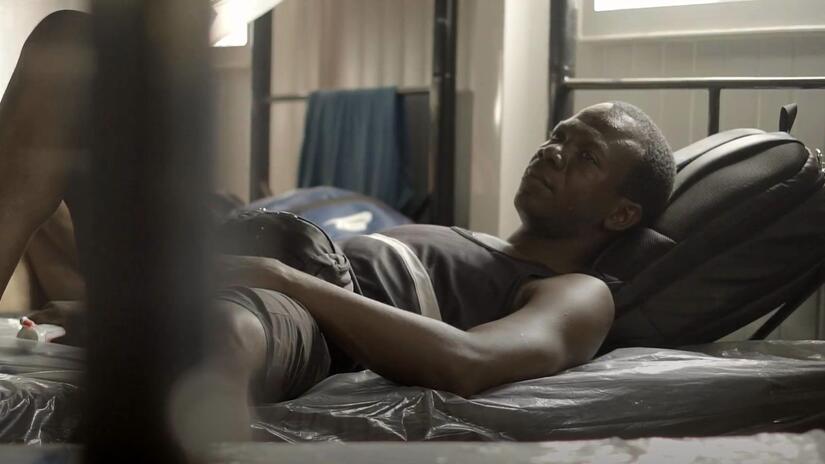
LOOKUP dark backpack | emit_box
[215,210,360,293]
[595,128,825,351]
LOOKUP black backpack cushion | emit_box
[596,129,825,351]
[215,210,358,292]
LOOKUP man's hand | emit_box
[28,300,86,346]
[214,254,296,292]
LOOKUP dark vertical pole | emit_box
[250,12,273,201]
[707,87,721,135]
[430,0,458,226]
[548,0,577,135]
[86,1,212,462]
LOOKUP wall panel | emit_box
[268,0,434,195]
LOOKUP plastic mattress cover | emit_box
[251,340,825,442]
[0,326,83,444]
[1,331,824,445]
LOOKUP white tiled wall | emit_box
[573,33,825,340]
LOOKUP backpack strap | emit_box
[779,103,798,133]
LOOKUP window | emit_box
[213,28,248,48]
[211,0,249,47]
[580,0,825,41]
[210,0,282,47]
[593,0,748,12]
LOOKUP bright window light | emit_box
[594,0,749,12]
[214,28,248,47]
[210,0,283,46]
[211,0,250,47]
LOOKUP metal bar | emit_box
[265,86,430,103]
[250,12,273,201]
[750,266,825,340]
[548,0,577,133]
[86,1,212,461]
[750,303,791,340]
[565,76,825,90]
[818,280,825,339]
[707,88,721,135]
[429,0,458,226]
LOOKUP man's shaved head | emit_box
[602,101,675,225]
[515,101,675,240]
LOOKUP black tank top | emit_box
[343,224,558,330]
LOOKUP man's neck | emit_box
[506,226,607,274]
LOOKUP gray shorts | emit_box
[215,287,358,403]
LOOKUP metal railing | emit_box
[547,1,825,136]
[562,76,825,136]
[266,86,430,103]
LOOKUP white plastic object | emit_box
[16,317,65,342]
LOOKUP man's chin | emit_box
[518,212,578,240]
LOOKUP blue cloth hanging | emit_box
[297,87,413,211]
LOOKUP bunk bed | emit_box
[2,2,825,463]
[247,1,458,227]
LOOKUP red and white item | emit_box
[16,317,65,343]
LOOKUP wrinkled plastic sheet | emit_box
[251,341,825,442]
[0,336,83,444]
[1,336,824,446]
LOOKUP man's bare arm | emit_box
[220,256,614,397]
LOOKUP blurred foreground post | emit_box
[84,1,213,462]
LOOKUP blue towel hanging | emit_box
[297,87,413,211]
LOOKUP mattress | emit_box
[0,336,83,444]
[251,341,825,442]
[1,334,824,444]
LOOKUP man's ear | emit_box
[604,198,642,232]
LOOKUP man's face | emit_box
[514,103,643,238]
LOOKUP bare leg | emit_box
[168,300,268,444]
[169,289,334,444]
[0,11,91,297]
[26,201,85,303]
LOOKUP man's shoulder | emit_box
[520,273,613,308]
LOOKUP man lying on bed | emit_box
[1,11,674,415]
[206,100,675,405]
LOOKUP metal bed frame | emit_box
[249,0,458,226]
[547,0,825,341]
[549,0,825,136]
